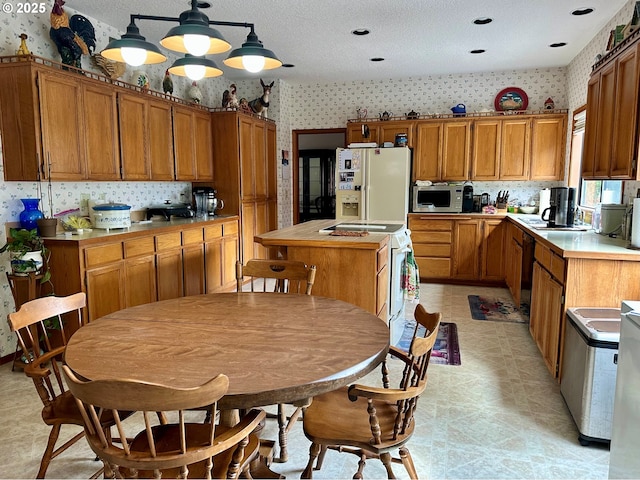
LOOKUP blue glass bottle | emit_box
[19,198,44,231]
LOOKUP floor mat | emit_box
[396,321,461,366]
[468,295,529,323]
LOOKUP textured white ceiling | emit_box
[66,0,629,83]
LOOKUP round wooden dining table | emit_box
[64,292,390,411]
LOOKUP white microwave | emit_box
[412,185,463,213]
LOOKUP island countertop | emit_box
[255,219,391,250]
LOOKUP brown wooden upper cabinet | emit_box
[583,33,640,179]
[346,121,413,147]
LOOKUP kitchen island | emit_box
[254,220,390,319]
[43,215,240,323]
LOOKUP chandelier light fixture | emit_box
[101,0,282,81]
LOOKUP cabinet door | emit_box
[612,44,640,178]
[241,201,256,262]
[124,255,157,307]
[413,122,442,181]
[254,200,269,260]
[194,110,214,181]
[254,121,268,198]
[595,63,618,177]
[38,71,86,180]
[156,250,184,301]
[85,263,125,321]
[452,220,481,279]
[347,123,379,144]
[222,233,239,289]
[471,120,501,180]
[183,244,205,296]
[239,116,256,199]
[119,93,150,180]
[205,238,223,293]
[530,116,566,180]
[148,99,174,181]
[441,121,470,181]
[506,236,523,305]
[379,121,414,147]
[582,74,601,178]
[173,106,197,180]
[266,123,278,200]
[83,83,120,180]
[500,119,530,179]
[481,219,504,281]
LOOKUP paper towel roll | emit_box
[539,189,551,218]
[631,198,640,248]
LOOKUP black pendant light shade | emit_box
[168,54,223,80]
[223,28,282,71]
[102,21,167,65]
[160,2,231,55]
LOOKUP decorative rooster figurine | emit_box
[222,84,239,108]
[50,0,96,68]
[162,69,174,95]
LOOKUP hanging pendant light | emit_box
[160,0,231,56]
[168,54,223,80]
[224,26,282,72]
[101,21,167,66]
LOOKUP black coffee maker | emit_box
[541,187,576,227]
[462,183,474,212]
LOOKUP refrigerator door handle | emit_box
[362,151,368,220]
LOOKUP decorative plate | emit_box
[494,87,528,111]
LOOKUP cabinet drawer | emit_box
[183,228,204,245]
[156,232,181,251]
[550,254,565,283]
[123,237,155,258]
[223,221,239,236]
[415,257,451,277]
[411,231,452,244]
[84,243,123,268]
[204,225,223,241]
[408,219,453,231]
[377,244,388,272]
[414,244,451,257]
[535,243,552,271]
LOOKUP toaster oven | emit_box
[412,185,463,213]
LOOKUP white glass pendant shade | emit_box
[120,47,148,67]
[184,64,206,81]
[242,55,265,73]
[183,34,210,56]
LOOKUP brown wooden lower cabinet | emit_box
[45,218,239,322]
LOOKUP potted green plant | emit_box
[0,227,51,282]
[36,162,58,237]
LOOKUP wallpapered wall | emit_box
[0,0,633,357]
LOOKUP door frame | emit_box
[292,128,346,225]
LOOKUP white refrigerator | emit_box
[335,147,411,221]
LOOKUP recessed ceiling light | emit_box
[281,63,295,68]
[370,57,384,62]
[549,42,567,48]
[571,7,594,15]
[352,28,370,36]
[473,17,493,25]
[470,49,486,54]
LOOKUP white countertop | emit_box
[510,214,640,260]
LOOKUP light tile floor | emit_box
[0,284,611,479]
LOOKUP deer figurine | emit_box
[249,79,274,118]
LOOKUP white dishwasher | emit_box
[560,307,620,446]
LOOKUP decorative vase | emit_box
[36,217,58,237]
[19,198,44,231]
[10,250,43,275]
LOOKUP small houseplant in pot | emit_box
[0,228,51,282]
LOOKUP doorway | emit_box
[292,129,346,224]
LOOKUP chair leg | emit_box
[380,451,396,479]
[353,452,367,479]
[37,424,61,478]
[302,442,321,479]
[399,446,418,479]
[315,445,328,470]
[276,403,289,463]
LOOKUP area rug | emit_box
[467,295,529,323]
[396,321,461,366]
